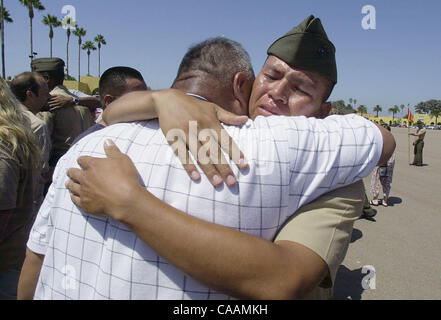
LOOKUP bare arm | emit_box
[414,132,424,138]
[48,95,101,113]
[101,90,158,125]
[66,142,327,299]
[103,89,249,186]
[125,192,327,299]
[78,96,101,111]
[17,249,44,300]
[376,124,396,165]
[103,89,247,127]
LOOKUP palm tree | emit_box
[354,99,357,109]
[19,0,45,61]
[73,26,86,84]
[388,106,400,119]
[348,98,353,108]
[394,104,401,120]
[62,16,75,77]
[430,109,440,125]
[42,14,61,58]
[357,105,367,116]
[82,41,96,76]
[373,105,382,117]
[1,3,13,79]
[94,34,106,76]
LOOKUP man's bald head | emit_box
[10,72,51,114]
[172,37,255,115]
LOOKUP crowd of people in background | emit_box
[0,58,150,299]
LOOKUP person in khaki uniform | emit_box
[274,181,365,299]
[31,58,95,168]
[10,72,52,212]
[409,120,426,166]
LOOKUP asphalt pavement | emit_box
[333,127,441,300]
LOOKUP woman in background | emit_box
[370,125,395,207]
[0,79,42,299]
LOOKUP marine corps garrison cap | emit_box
[267,15,337,84]
[31,58,65,73]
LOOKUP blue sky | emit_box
[4,0,441,115]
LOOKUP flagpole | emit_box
[408,126,411,165]
[408,108,412,165]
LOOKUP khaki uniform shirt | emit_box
[22,110,51,173]
[22,110,52,212]
[415,128,426,142]
[38,85,94,166]
[274,180,365,299]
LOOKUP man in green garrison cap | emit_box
[249,15,367,298]
[31,58,100,112]
[248,14,336,120]
[31,58,100,187]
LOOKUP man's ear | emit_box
[103,94,115,107]
[319,102,332,119]
[232,72,253,116]
[25,90,35,100]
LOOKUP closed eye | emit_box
[294,86,311,97]
[264,73,277,81]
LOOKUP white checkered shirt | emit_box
[28,114,382,299]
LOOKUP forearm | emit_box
[116,187,306,299]
[78,97,101,112]
[102,90,163,125]
[376,124,396,165]
[17,249,44,300]
[102,89,196,125]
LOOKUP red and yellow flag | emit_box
[408,108,413,124]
